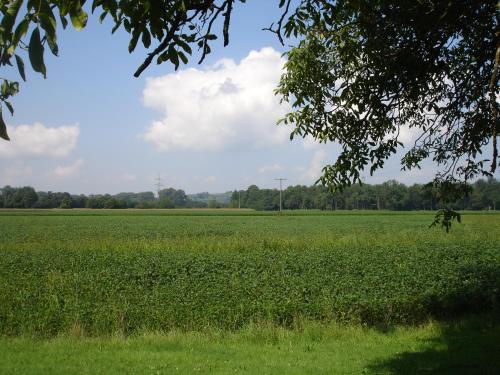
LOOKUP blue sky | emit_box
[1,1,494,195]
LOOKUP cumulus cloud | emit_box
[301,135,327,150]
[142,47,291,151]
[51,159,84,177]
[0,123,79,158]
[300,150,328,184]
[397,124,421,147]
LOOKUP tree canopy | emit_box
[277,1,499,202]
[229,178,500,213]
[1,0,499,226]
[2,178,499,212]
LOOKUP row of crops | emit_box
[0,211,499,336]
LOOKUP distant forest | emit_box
[1,178,499,211]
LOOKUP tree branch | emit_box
[133,19,181,78]
[489,45,500,173]
[263,0,292,46]
[223,0,233,46]
[198,4,225,64]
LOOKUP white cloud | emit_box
[51,159,84,177]
[301,135,323,150]
[397,124,421,147]
[258,163,283,174]
[0,123,79,158]
[300,150,328,183]
[142,47,291,152]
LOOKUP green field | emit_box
[0,210,499,373]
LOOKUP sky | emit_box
[0,1,496,195]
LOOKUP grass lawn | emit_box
[1,315,499,375]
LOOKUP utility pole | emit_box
[238,190,241,209]
[154,174,163,199]
[275,178,287,213]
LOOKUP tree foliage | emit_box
[2,178,500,216]
[0,185,213,208]
[277,0,499,189]
[275,0,499,228]
[229,178,500,215]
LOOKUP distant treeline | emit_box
[1,178,499,210]
[0,187,210,209]
[229,179,500,211]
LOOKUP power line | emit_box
[155,174,163,198]
[275,178,287,213]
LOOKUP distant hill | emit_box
[188,192,233,205]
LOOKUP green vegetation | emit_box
[1,178,499,210]
[189,192,233,206]
[0,314,499,374]
[0,210,499,373]
[277,1,499,190]
[1,211,498,337]
[230,179,500,211]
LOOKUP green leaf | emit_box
[15,54,26,81]
[28,28,46,78]
[1,81,19,98]
[168,45,179,69]
[39,15,56,40]
[176,39,192,54]
[123,19,131,33]
[6,45,16,56]
[178,50,188,65]
[5,101,14,116]
[128,30,140,53]
[0,107,10,141]
[142,29,151,48]
[39,0,57,35]
[70,3,88,31]
[1,0,22,35]
[58,0,69,16]
[92,0,105,13]
[60,15,68,29]
[13,18,30,46]
[156,52,166,64]
[111,22,121,34]
[1,81,8,97]
[99,12,107,23]
[9,82,19,95]
[38,13,56,37]
[46,35,59,56]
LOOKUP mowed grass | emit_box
[0,210,499,373]
[1,315,499,374]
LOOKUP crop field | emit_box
[0,210,499,373]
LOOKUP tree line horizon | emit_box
[1,178,498,211]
